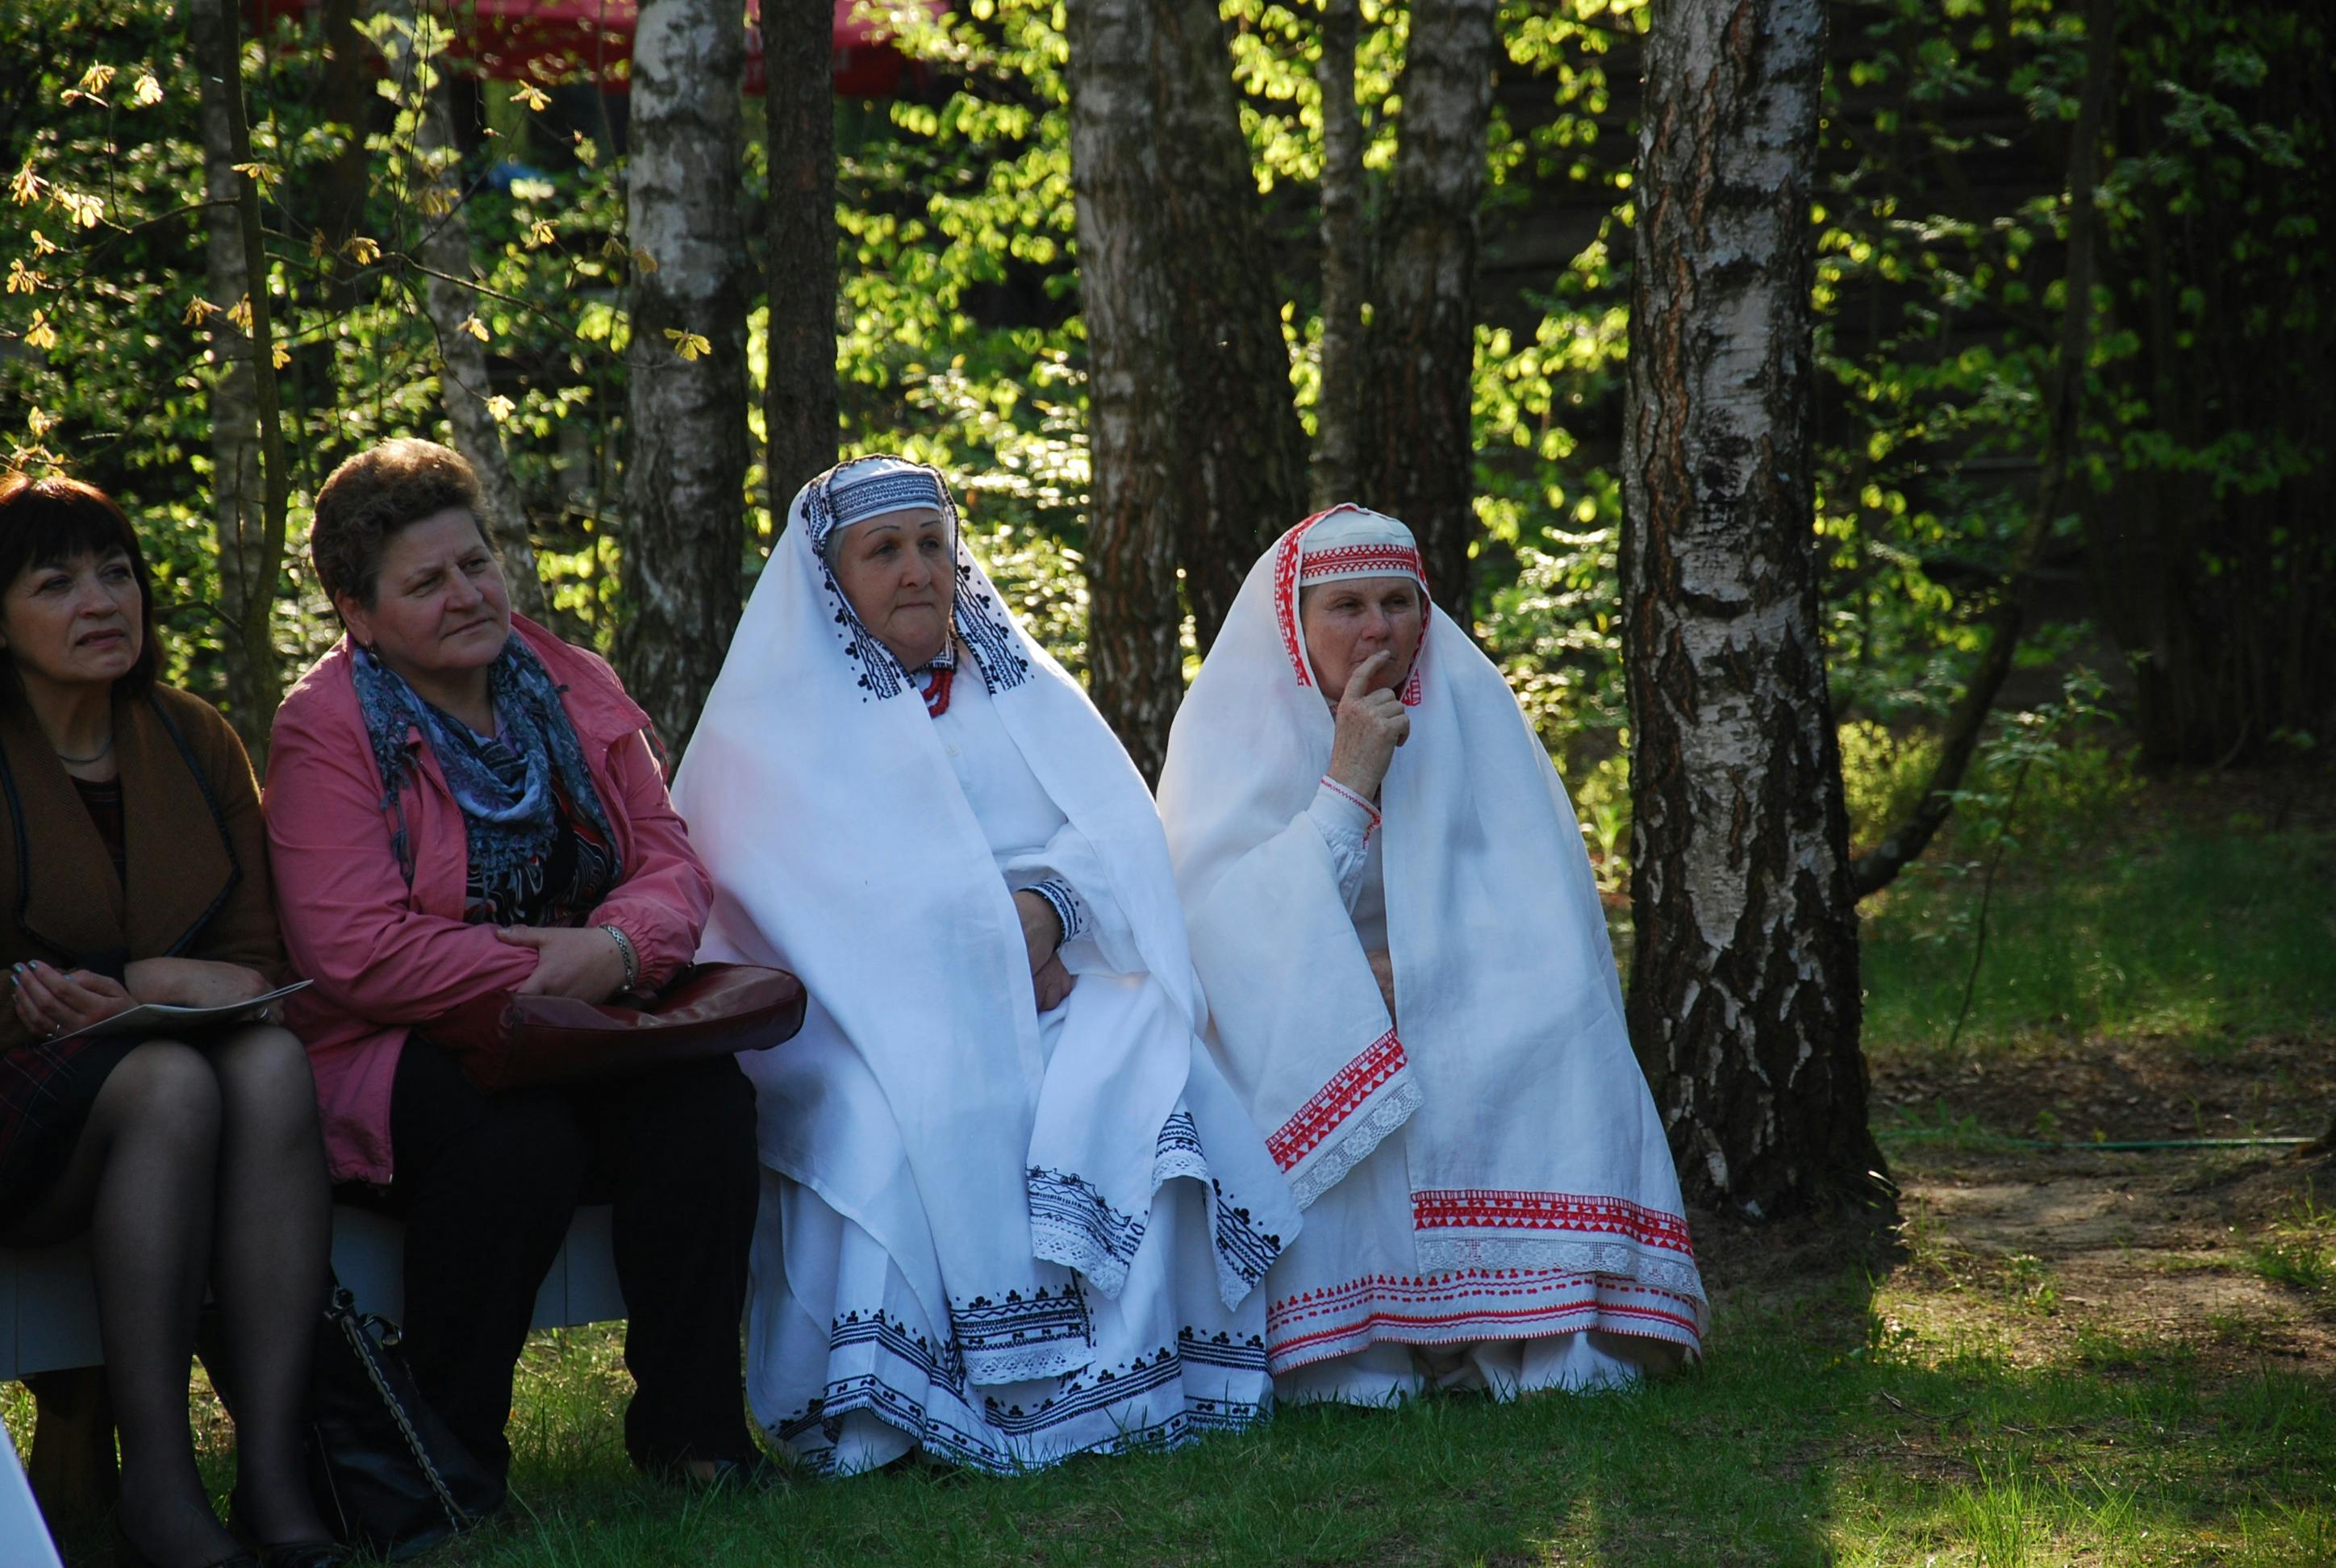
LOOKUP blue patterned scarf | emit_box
[352,635,620,898]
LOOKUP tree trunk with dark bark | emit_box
[1312,0,1366,511]
[762,0,837,507]
[413,70,549,621]
[617,0,750,757]
[1066,0,1308,777]
[1621,0,1883,1220]
[191,0,290,754]
[1361,0,1498,619]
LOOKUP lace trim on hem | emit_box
[1286,1077,1423,1211]
[1411,1236,1707,1304]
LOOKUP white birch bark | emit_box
[413,79,549,621]
[617,0,750,755]
[1620,0,1880,1218]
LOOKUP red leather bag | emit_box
[428,962,806,1093]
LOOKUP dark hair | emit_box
[311,438,486,607]
[0,473,160,707]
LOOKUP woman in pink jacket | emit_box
[264,440,759,1488]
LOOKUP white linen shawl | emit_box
[1158,510,1705,1341]
[673,459,1291,1386]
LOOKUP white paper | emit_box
[50,978,313,1044]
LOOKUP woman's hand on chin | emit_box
[12,962,135,1036]
[498,924,628,1002]
[123,957,271,1009]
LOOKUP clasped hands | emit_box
[10,957,271,1039]
[1012,890,1075,1013]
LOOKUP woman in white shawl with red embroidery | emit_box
[1157,506,1706,1404]
[670,457,1296,1473]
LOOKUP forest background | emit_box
[3,2,2334,1563]
[2,0,2331,1192]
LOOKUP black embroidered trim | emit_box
[1022,878,1085,947]
[770,1307,1268,1475]
[947,1283,1093,1359]
[1028,1165,1146,1276]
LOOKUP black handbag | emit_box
[306,1284,504,1560]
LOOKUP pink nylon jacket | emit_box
[264,615,711,1186]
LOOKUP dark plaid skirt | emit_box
[0,1032,143,1214]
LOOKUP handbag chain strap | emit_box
[337,1304,476,1533]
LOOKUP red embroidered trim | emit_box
[921,665,954,719]
[1274,507,1435,702]
[1297,543,1427,583]
[1317,774,1381,827]
[1270,516,1320,688]
[1409,1189,1699,1257]
[1266,1028,1407,1172]
[1266,1268,1705,1360]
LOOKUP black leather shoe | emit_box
[226,1489,355,1568]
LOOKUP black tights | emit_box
[4,1026,333,1568]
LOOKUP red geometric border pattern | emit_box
[1296,543,1427,585]
[1266,1028,1408,1173]
[1410,1189,1698,1257]
[1266,1267,1705,1365]
[1270,517,1319,688]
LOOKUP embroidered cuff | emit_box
[1022,877,1088,948]
[1307,778,1378,909]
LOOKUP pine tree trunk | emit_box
[1066,0,1308,776]
[1621,0,1883,1220]
[190,0,289,756]
[762,0,838,508]
[414,74,549,622]
[1312,0,1366,510]
[618,0,750,756]
[1362,0,1498,619]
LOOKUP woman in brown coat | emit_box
[0,475,340,1568]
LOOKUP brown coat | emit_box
[0,686,284,1053]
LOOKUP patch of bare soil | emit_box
[1871,1032,2334,1144]
[1694,1040,2336,1382]
[1903,1145,2333,1366]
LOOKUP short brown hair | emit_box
[0,473,160,707]
[311,438,486,606]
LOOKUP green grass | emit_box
[1862,830,2336,1051]
[13,807,2332,1564]
[18,1280,2329,1567]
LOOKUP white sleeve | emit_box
[1304,776,1379,912]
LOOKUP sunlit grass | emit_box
[1863,830,2336,1052]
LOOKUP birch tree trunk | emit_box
[413,70,549,620]
[1362,0,1497,619]
[1621,0,1883,1219]
[618,0,750,755]
[1066,0,1308,777]
[763,0,838,505]
[190,0,290,754]
[1312,0,1366,510]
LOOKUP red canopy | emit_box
[250,1,949,97]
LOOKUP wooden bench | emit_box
[1,1202,625,1382]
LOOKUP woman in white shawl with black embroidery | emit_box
[671,457,1296,1474]
[1158,506,1707,1405]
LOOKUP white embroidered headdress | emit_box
[1295,506,1427,590]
